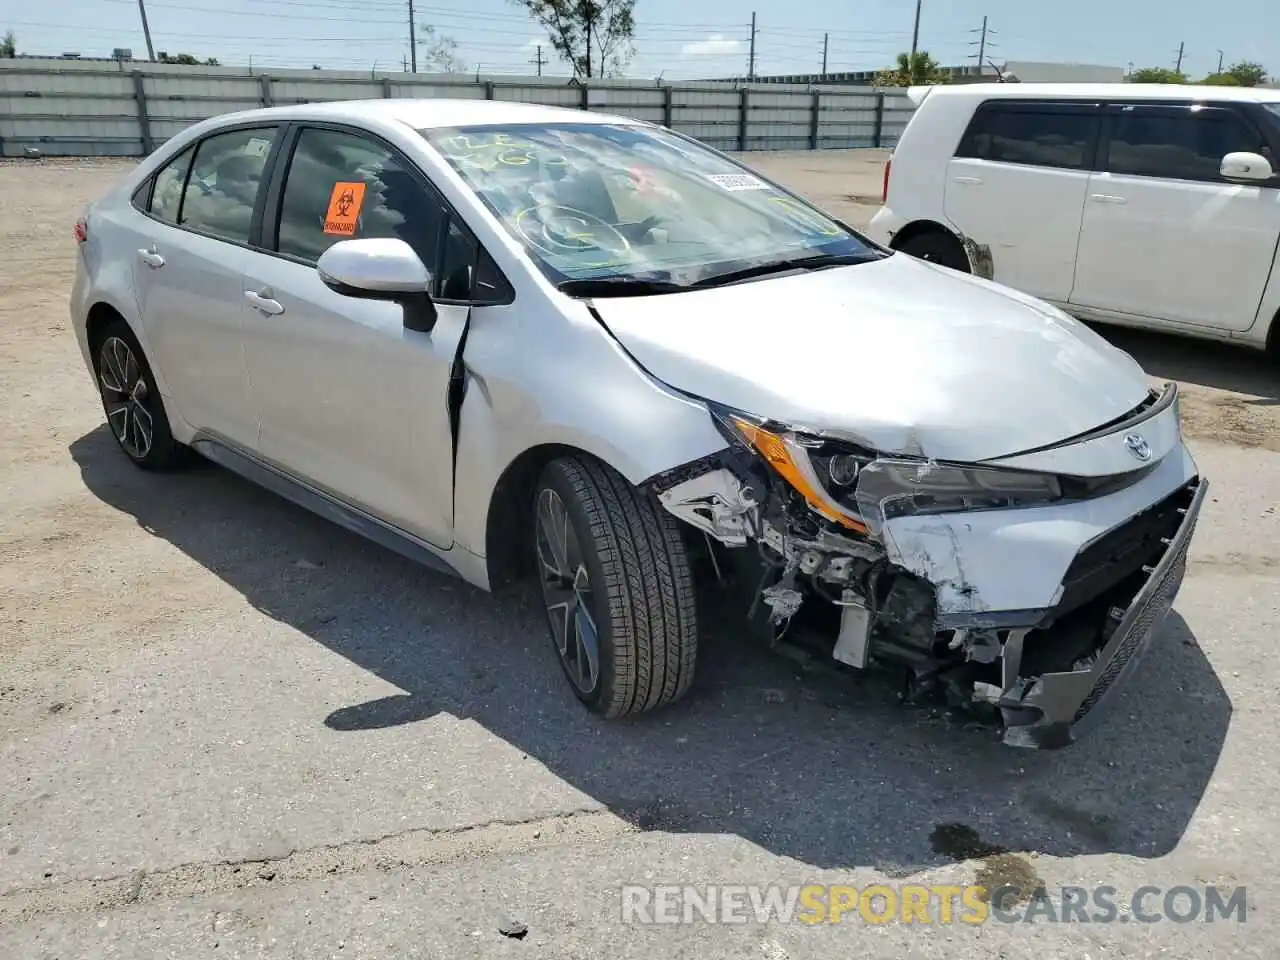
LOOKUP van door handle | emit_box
[137,247,164,269]
[1090,194,1128,204]
[953,176,983,184]
[245,290,285,316]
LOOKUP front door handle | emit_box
[1090,194,1128,204]
[137,247,165,269]
[245,290,285,316]
[953,176,983,184]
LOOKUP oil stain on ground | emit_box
[930,822,1045,909]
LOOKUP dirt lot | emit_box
[1,154,1279,958]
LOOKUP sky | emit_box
[8,0,1279,81]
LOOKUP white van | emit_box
[868,83,1280,356]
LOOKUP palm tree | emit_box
[875,50,946,86]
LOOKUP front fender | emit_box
[450,298,728,570]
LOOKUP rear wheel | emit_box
[92,320,185,471]
[533,456,698,718]
[897,229,971,272]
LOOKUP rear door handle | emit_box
[953,176,983,184]
[245,290,285,316]
[137,247,164,269]
[1090,194,1128,204]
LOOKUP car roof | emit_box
[205,97,643,131]
[913,82,1280,106]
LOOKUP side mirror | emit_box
[1221,151,1274,182]
[316,237,437,332]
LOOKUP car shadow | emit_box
[71,427,1232,874]
[1097,324,1279,405]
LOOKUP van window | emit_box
[957,104,1097,170]
[1104,106,1267,182]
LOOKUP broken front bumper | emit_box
[998,477,1207,748]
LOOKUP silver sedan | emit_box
[71,99,1205,748]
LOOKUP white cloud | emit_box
[680,35,742,56]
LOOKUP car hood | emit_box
[586,253,1151,463]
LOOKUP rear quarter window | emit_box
[956,103,1098,170]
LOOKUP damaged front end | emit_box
[647,401,1206,749]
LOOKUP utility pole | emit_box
[969,17,995,75]
[136,0,155,61]
[1174,40,1184,74]
[747,12,757,80]
[408,0,417,72]
[910,0,922,65]
[1216,49,1224,74]
[821,32,828,79]
[530,43,547,77]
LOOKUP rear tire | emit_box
[533,455,699,718]
[92,320,186,471]
[897,229,971,273]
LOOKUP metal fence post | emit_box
[580,82,590,111]
[662,85,673,128]
[381,77,393,97]
[738,87,750,151]
[872,92,885,148]
[809,90,820,150]
[131,70,153,156]
[259,74,273,107]
[485,80,495,100]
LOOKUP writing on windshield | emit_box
[421,122,868,283]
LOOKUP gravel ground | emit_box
[1,152,1278,958]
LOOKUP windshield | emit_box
[419,122,881,286]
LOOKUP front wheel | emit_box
[533,456,699,718]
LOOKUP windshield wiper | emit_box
[691,253,874,289]
[556,277,690,298]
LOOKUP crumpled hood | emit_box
[588,253,1151,462]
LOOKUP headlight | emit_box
[851,459,1063,536]
[712,409,871,534]
[712,405,1066,538]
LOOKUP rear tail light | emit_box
[74,217,88,243]
[881,155,892,203]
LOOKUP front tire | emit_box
[533,456,698,718]
[92,320,185,471]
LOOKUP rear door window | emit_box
[1104,105,1268,182]
[179,127,278,244]
[957,103,1099,170]
[147,147,195,224]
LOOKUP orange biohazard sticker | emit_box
[323,181,366,236]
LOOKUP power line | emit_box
[1174,40,1185,73]
[747,11,757,79]
[135,0,156,60]
[821,32,828,78]
[530,43,547,77]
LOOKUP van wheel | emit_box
[533,456,698,718]
[898,229,971,273]
[92,320,186,471]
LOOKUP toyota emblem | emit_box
[1123,433,1152,462]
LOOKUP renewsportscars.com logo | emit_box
[620,884,1248,926]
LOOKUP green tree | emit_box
[1128,66,1186,83]
[507,0,635,79]
[419,23,464,73]
[1199,72,1242,85]
[1,30,16,58]
[1224,60,1266,86]
[874,51,948,87]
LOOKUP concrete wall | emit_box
[0,59,916,158]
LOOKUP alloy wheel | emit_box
[98,335,154,460]
[535,487,600,695]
